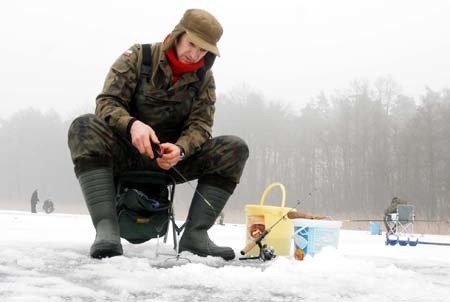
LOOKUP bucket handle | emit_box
[259,182,286,208]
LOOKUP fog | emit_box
[1,1,450,234]
[1,0,450,119]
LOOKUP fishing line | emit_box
[151,142,215,212]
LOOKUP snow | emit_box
[1,210,450,302]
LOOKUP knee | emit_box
[67,114,114,175]
[68,114,111,145]
[67,113,111,155]
[226,135,249,161]
[68,114,96,138]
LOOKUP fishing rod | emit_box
[239,189,318,261]
[150,141,219,263]
[152,143,324,260]
[151,142,216,212]
[343,219,449,223]
[415,240,450,246]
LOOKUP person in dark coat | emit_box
[30,189,39,213]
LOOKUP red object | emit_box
[164,35,204,83]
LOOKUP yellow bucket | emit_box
[244,182,293,256]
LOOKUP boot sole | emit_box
[90,241,123,259]
[179,246,235,261]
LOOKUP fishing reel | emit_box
[260,244,276,261]
[239,240,276,262]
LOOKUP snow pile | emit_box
[1,210,450,302]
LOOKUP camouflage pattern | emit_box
[383,197,408,232]
[68,114,248,186]
[384,197,408,216]
[68,10,246,259]
[95,42,216,158]
[68,13,248,190]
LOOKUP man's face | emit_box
[175,33,208,64]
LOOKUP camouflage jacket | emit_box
[385,197,408,215]
[95,43,217,158]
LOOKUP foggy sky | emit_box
[1,0,449,120]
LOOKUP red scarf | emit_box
[164,35,204,83]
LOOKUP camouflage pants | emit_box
[67,114,249,192]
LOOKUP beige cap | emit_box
[180,9,223,57]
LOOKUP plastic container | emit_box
[244,182,293,256]
[369,222,381,235]
[293,218,342,260]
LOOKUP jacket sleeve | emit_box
[176,71,216,157]
[95,44,141,138]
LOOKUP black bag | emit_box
[117,187,170,244]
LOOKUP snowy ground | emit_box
[1,210,450,302]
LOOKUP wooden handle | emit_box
[240,230,270,255]
[240,240,257,255]
[287,210,326,220]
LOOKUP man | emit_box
[30,189,39,213]
[68,9,249,260]
[383,197,407,235]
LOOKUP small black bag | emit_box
[117,187,170,244]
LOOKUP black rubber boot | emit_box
[179,184,235,261]
[78,168,123,259]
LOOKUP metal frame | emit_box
[385,204,415,245]
[115,171,186,254]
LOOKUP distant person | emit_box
[30,189,39,213]
[383,196,407,235]
[67,9,248,260]
[43,199,55,214]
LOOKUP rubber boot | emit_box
[179,184,235,261]
[78,168,123,259]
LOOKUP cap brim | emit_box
[186,31,220,57]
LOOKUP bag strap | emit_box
[131,44,152,114]
[139,43,152,81]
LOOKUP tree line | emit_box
[0,78,449,226]
[214,79,450,224]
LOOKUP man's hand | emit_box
[129,120,159,159]
[156,143,183,170]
